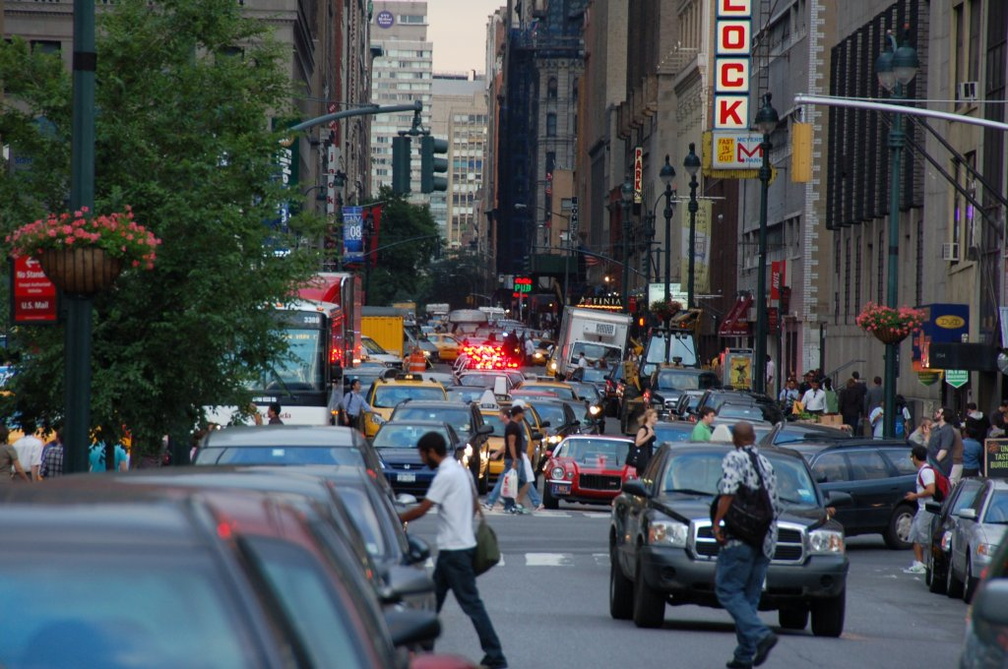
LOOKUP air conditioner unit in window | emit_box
[958,81,978,102]
[941,242,961,261]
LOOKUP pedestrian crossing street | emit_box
[424,552,611,569]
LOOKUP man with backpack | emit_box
[904,444,948,574]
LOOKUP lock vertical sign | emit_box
[713,0,752,131]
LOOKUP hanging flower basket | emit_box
[650,299,683,322]
[855,302,926,345]
[7,206,160,296]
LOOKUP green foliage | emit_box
[361,187,440,306]
[0,0,325,455]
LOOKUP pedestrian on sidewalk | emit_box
[903,444,936,574]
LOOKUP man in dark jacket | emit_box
[864,376,884,417]
[838,378,864,434]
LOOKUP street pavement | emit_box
[408,364,968,667]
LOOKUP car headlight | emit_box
[547,434,562,445]
[534,352,543,359]
[588,405,601,416]
[648,520,688,547]
[977,543,998,558]
[550,466,565,480]
[808,529,845,554]
[548,361,557,371]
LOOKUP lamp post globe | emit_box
[753,93,778,396]
[876,28,918,438]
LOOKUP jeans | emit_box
[433,548,507,668]
[715,542,772,665]
[485,458,527,509]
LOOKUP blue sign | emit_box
[913,303,969,370]
[343,206,364,264]
[376,10,394,28]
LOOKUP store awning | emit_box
[719,294,753,337]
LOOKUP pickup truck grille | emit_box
[578,474,622,491]
[692,522,806,564]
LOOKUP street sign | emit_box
[945,369,969,388]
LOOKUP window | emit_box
[30,40,61,55]
[845,449,890,480]
[546,113,557,137]
[547,77,558,99]
[812,452,849,483]
[843,237,850,320]
[877,229,883,304]
[854,235,862,316]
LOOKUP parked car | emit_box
[193,426,388,492]
[785,440,918,548]
[389,400,494,492]
[644,367,722,420]
[924,477,985,594]
[542,435,635,509]
[373,420,464,497]
[959,529,1008,668]
[609,442,851,635]
[0,483,448,668]
[945,478,1008,602]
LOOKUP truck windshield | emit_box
[570,342,622,363]
[642,333,698,374]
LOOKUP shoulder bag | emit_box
[722,450,774,548]
[469,475,500,575]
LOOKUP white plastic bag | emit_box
[500,468,518,499]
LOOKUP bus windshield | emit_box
[248,323,326,393]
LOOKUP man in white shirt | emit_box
[799,378,827,414]
[904,444,936,574]
[399,432,508,669]
[12,431,44,481]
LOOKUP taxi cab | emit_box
[427,333,461,362]
[515,380,582,402]
[361,373,448,439]
[475,392,541,484]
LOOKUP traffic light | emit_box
[420,135,448,194]
[392,135,411,195]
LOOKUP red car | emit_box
[542,435,636,509]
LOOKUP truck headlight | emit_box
[808,529,845,554]
[648,520,688,547]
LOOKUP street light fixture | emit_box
[620,175,634,311]
[659,156,677,306]
[753,93,779,396]
[683,144,701,309]
[875,28,919,438]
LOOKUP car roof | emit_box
[764,422,855,444]
[660,441,804,460]
[562,434,633,443]
[204,425,361,448]
[381,419,455,428]
[391,400,474,410]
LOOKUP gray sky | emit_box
[427,0,505,75]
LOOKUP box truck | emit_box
[548,307,632,378]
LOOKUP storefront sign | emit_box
[633,147,643,205]
[945,369,969,388]
[713,0,752,130]
[984,439,1008,478]
[711,133,764,168]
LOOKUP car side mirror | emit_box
[924,501,942,514]
[405,534,431,564]
[531,431,543,441]
[972,580,1008,627]
[396,493,419,507]
[476,424,493,435]
[825,490,853,507]
[956,508,978,520]
[814,472,827,483]
[622,479,650,498]
[540,420,551,428]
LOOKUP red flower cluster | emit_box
[7,206,161,270]
[855,302,926,338]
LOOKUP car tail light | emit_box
[643,390,651,404]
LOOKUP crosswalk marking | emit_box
[482,508,609,519]
[424,552,607,569]
[525,552,572,566]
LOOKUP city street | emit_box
[408,508,968,669]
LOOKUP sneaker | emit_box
[482,502,496,511]
[753,632,778,667]
[534,504,546,512]
[903,561,926,574]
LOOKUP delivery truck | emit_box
[361,307,406,358]
[548,307,632,378]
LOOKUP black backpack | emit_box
[722,450,774,547]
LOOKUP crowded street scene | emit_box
[1,0,1007,668]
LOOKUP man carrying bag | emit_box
[399,432,508,669]
[711,422,782,669]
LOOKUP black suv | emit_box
[643,367,721,420]
[696,389,785,424]
[783,439,918,549]
[610,443,851,636]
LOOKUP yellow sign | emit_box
[935,315,966,329]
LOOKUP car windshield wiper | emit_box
[779,496,811,505]
[664,488,713,497]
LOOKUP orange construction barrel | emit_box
[408,347,426,373]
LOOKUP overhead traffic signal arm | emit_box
[421,135,448,193]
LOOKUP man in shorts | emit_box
[904,444,936,574]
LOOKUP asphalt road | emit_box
[408,365,968,667]
[408,508,969,669]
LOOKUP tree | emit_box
[361,187,440,306]
[0,0,325,457]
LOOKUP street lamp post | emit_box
[876,28,919,438]
[659,156,676,305]
[684,144,701,309]
[753,93,779,396]
[620,176,634,311]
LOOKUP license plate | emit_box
[398,473,416,483]
[551,483,571,496]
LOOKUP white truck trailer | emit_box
[548,307,632,378]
